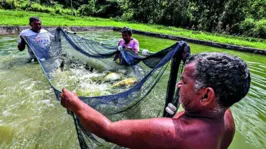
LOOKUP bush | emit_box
[0,0,15,9]
[94,0,123,18]
[1,0,77,16]
[253,19,266,38]
[239,18,255,31]
[26,3,54,14]
[239,18,256,36]
[18,1,31,10]
[121,9,134,21]
[239,18,266,38]
[78,2,95,16]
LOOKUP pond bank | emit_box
[1,26,265,55]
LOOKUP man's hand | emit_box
[125,46,132,50]
[118,46,123,51]
[182,45,191,62]
[60,88,81,112]
[18,36,26,51]
[125,46,139,54]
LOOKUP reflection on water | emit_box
[0,32,265,149]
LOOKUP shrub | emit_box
[253,19,266,38]
[0,0,15,9]
[121,9,133,21]
[78,4,95,16]
[239,18,266,38]
[94,0,123,18]
[239,18,256,36]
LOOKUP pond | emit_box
[0,30,265,149]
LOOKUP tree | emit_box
[190,0,228,32]
[189,0,249,33]
[218,0,248,33]
[248,0,266,20]
[54,0,88,9]
[161,0,190,27]
[123,0,163,23]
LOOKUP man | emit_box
[18,16,49,62]
[60,52,250,149]
[118,27,139,54]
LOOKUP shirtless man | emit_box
[60,52,250,149]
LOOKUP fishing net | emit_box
[22,27,188,148]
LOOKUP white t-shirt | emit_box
[18,29,50,59]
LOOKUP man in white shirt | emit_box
[18,16,49,62]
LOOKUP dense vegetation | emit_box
[1,0,266,39]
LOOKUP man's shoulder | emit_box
[173,112,222,134]
[40,29,48,33]
[20,29,49,37]
[173,116,226,149]
[20,29,32,35]
[20,29,37,36]
[118,39,124,45]
[224,109,235,131]
[132,38,139,43]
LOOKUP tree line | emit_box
[1,0,265,38]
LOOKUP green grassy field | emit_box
[1,9,266,50]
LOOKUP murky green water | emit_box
[0,31,265,149]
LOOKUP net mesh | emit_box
[23,27,187,148]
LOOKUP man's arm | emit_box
[132,39,139,53]
[118,39,123,46]
[18,36,26,51]
[60,88,179,149]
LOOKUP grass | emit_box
[0,9,266,50]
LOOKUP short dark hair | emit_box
[121,27,132,36]
[29,16,40,23]
[186,52,251,108]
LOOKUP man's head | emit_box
[121,27,132,43]
[29,16,42,33]
[178,52,250,113]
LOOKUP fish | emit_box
[56,59,65,72]
[112,78,138,87]
[85,58,109,72]
[102,72,123,82]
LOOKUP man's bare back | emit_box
[169,110,235,149]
